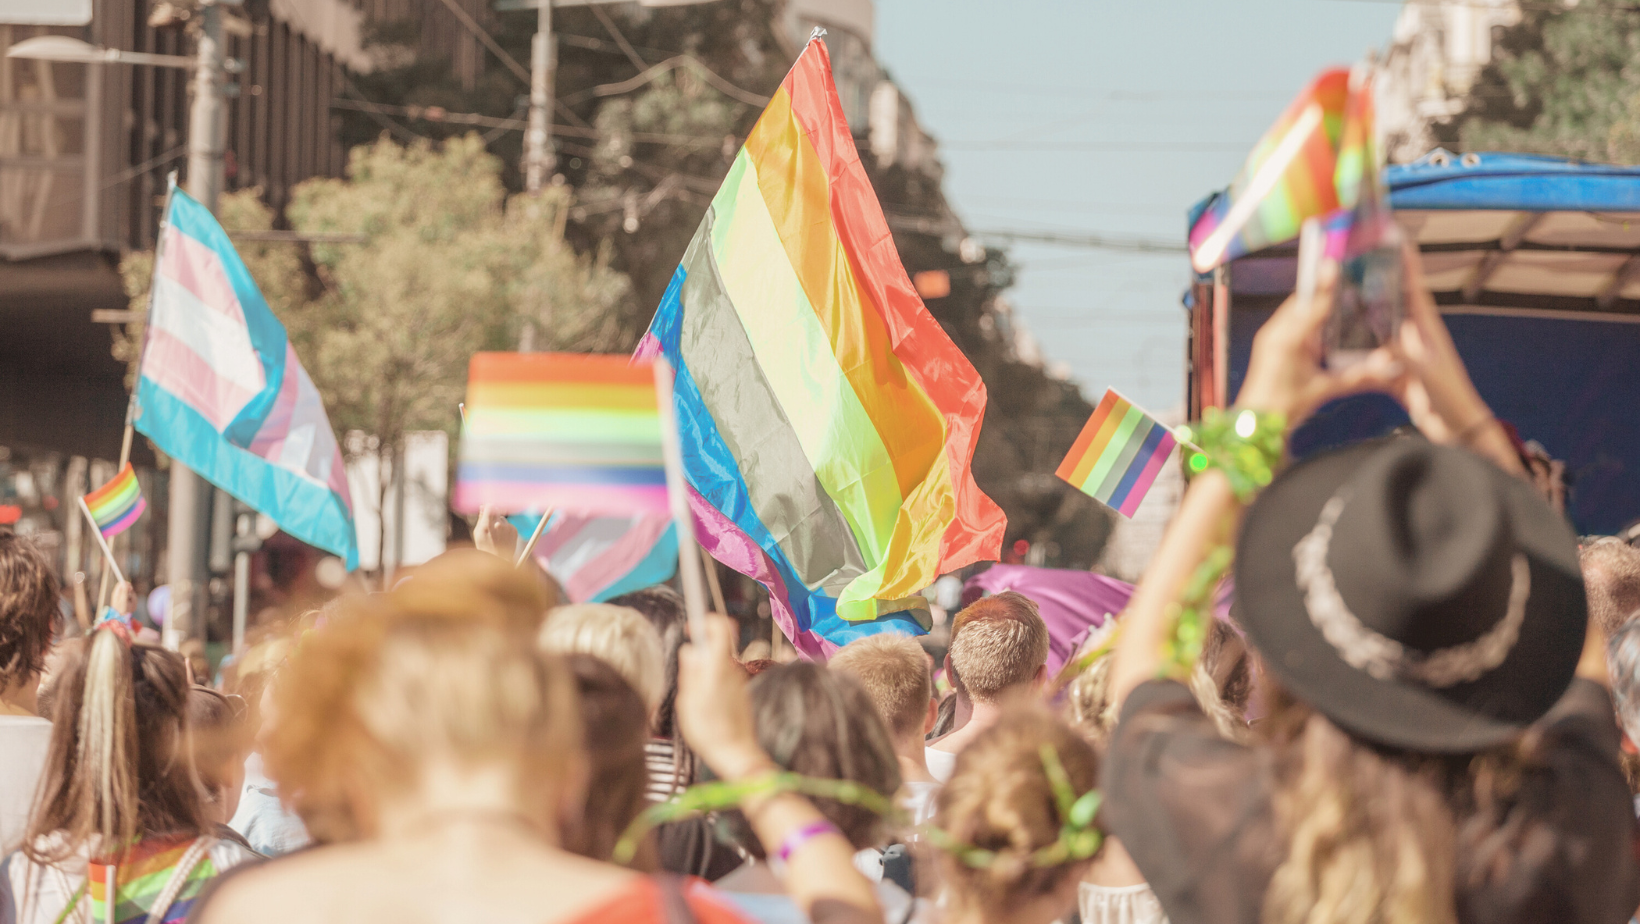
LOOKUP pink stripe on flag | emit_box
[561,516,671,603]
[159,226,248,323]
[101,498,146,538]
[687,487,826,660]
[534,513,594,561]
[453,483,671,517]
[142,327,260,431]
[1117,432,1176,518]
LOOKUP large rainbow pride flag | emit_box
[635,38,1005,657]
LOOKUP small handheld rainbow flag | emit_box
[83,463,146,538]
[1056,390,1179,518]
[453,353,669,517]
[1189,68,1352,273]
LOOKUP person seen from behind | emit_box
[926,591,1049,782]
[829,634,941,803]
[0,533,61,855]
[712,660,913,923]
[1,621,258,922]
[1099,246,1640,924]
[931,706,1101,924]
[559,653,654,868]
[186,686,261,855]
[191,550,883,924]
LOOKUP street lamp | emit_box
[9,4,239,654]
[5,34,195,69]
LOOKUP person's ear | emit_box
[923,696,938,735]
[1034,664,1048,688]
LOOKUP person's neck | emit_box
[0,677,40,718]
[375,760,553,847]
[931,697,1015,754]
[895,736,937,785]
[966,699,1007,730]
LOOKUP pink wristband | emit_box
[775,820,841,864]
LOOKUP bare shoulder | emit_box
[195,846,367,924]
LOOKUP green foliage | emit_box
[1455,0,1640,162]
[116,135,632,477]
[285,134,631,456]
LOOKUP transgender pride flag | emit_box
[134,185,358,569]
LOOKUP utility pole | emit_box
[166,0,227,651]
[518,0,556,353]
[524,0,555,194]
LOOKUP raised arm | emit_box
[676,614,883,924]
[1110,264,1401,707]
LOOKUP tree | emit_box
[119,134,633,567]
[1454,0,1640,162]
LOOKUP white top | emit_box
[1079,881,1170,924]
[923,747,957,783]
[0,716,51,855]
[722,879,924,924]
[853,780,944,882]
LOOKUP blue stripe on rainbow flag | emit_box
[1105,420,1170,512]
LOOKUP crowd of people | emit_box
[2,250,1639,924]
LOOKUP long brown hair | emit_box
[24,630,205,864]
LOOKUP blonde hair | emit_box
[828,634,932,738]
[933,706,1099,917]
[949,592,1050,703]
[264,549,578,844]
[538,603,664,712]
[1063,646,1246,745]
[1260,687,1458,924]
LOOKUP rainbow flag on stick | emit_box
[1189,68,1351,273]
[83,463,145,538]
[1056,390,1180,518]
[77,463,145,585]
[635,37,1004,657]
[454,353,669,517]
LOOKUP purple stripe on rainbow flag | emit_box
[101,498,148,537]
[1055,388,1178,519]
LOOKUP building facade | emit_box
[1377,0,1521,164]
[1,0,364,590]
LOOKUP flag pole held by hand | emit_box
[653,357,710,639]
[515,510,552,566]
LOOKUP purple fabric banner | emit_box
[963,565,1135,676]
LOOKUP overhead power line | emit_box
[975,228,1187,254]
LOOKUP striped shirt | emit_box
[646,738,686,803]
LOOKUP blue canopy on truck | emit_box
[1198,150,1640,535]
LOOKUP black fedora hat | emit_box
[1235,436,1585,753]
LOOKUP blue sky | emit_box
[874,0,1403,412]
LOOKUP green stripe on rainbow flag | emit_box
[1055,389,1179,518]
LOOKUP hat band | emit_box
[1293,494,1531,688]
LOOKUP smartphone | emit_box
[1325,218,1403,369]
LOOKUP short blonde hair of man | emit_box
[949,591,1049,704]
[538,603,665,712]
[829,634,933,738]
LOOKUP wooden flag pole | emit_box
[700,544,727,615]
[515,510,552,566]
[78,497,126,587]
[653,357,710,637]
